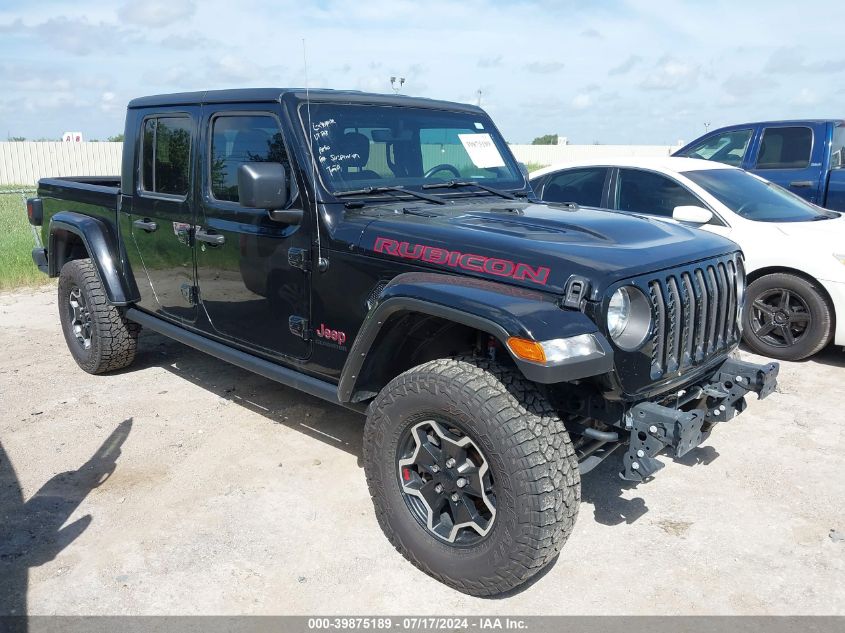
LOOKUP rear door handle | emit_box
[133,218,158,232]
[195,228,225,246]
[789,180,814,188]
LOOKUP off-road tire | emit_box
[743,273,832,361]
[363,357,579,596]
[58,258,140,374]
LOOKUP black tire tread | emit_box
[58,258,140,374]
[363,356,579,596]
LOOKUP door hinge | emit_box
[289,315,311,340]
[288,247,311,272]
[181,283,199,305]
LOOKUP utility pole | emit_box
[704,122,711,133]
[476,89,482,106]
[390,77,405,94]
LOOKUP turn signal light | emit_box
[506,337,546,363]
[507,333,604,366]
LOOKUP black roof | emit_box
[127,88,483,113]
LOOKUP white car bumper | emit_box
[820,278,845,346]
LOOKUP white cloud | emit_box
[3,0,845,143]
[640,56,699,91]
[764,47,845,75]
[792,88,820,106]
[721,74,777,99]
[118,0,195,27]
[608,55,642,76]
[477,56,503,69]
[524,61,565,74]
[571,93,593,110]
[0,16,137,55]
[159,33,214,50]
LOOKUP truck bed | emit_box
[36,175,122,252]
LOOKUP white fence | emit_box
[0,141,683,186]
[509,144,683,167]
[0,142,123,186]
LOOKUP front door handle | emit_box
[789,180,814,188]
[133,218,158,232]
[195,228,225,246]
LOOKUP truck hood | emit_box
[354,200,738,298]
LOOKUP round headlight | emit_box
[607,287,631,339]
[607,286,652,351]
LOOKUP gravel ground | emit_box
[1,286,843,616]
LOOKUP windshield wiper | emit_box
[334,185,445,205]
[422,180,517,200]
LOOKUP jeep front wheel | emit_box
[58,258,140,374]
[363,357,579,596]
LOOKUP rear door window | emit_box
[540,167,608,207]
[754,126,813,169]
[614,168,702,217]
[679,129,753,166]
[141,116,192,196]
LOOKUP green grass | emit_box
[0,186,51,292]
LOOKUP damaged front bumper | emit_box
[620,357,779,482]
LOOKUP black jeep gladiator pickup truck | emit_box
[27,88,778,595]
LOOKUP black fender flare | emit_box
[338,272,614,402]
[48,211,140,305]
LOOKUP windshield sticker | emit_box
[474,122,485,130]
[458,133,505,169]
[311,118,336,141]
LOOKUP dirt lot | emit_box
[1,286,843,616]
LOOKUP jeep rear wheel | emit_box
[58,258,140,374]
[743,273,832,361]
[363,357,579,596]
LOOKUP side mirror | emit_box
[672,205,713,225]
[238,163,296,222]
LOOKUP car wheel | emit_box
[742,273,832,361]
[363,356,579,596]
[58,258,141,374]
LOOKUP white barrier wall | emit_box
[509,144,683,167]
[0,141,683,185]
[0,142,123,186]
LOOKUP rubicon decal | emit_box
[316,323,347,346]
[373,237,550,286]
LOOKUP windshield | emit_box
[299,103,525,195]
[684,169,833,222]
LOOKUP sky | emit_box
[1,0,844,144]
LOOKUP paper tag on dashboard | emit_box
[458,133,506,168]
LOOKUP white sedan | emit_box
[530,157,845,360]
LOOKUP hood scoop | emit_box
[452,213,609,243]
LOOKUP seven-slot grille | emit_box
[647,255,743,379]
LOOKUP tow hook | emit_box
[620,358,779,482]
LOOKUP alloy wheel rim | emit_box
[397,419,496,545]
[750,288,811,348]
[68,286,93,350]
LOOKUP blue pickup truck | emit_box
[674,119,845,211]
